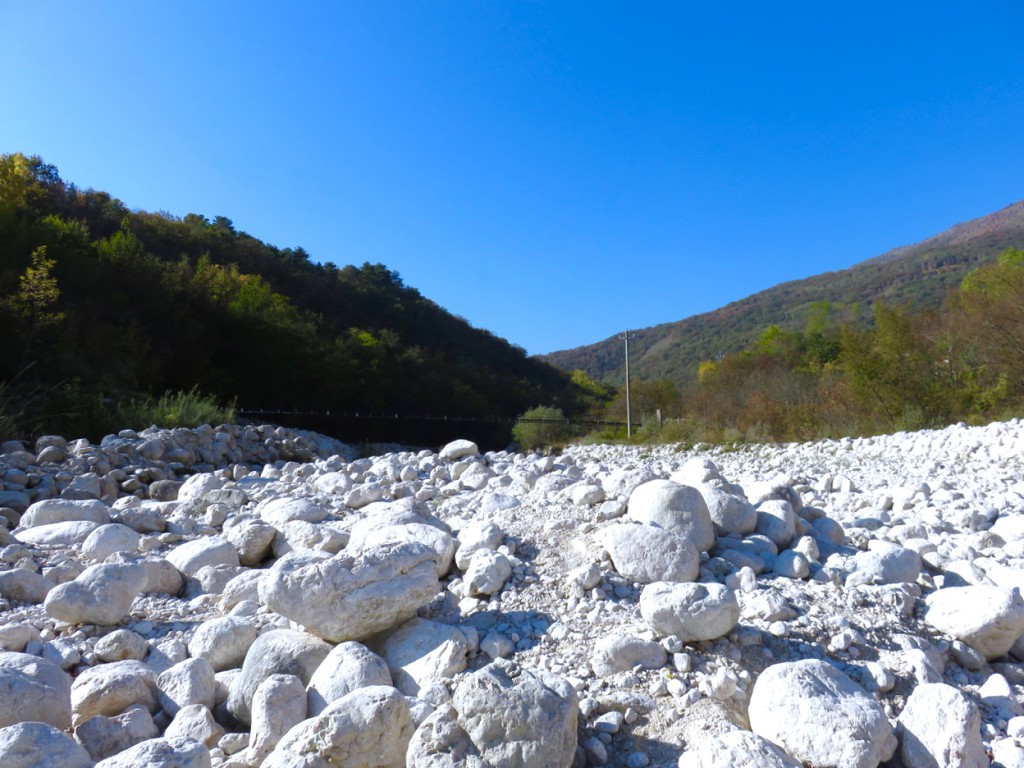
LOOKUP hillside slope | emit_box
[543,200,1024,384]
[0,153,586,440]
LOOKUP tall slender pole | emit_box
[620,330,633,439]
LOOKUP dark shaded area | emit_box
[0,153,594,441]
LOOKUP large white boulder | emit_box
[640,582,740,642]
[0,721,93,768]
[44,562,145,626]
[0,652,72,729]
[924,586,1024,660]
[81,523,141,562]
[898,682,987,768]
[250,673,308,761]
[677,729,802,767]
[454,520,504,570]
[165,536,239,577]
[156,657,216,716]
[600,523,699,584]
[591,633,667,677]
[258,542,439,643]
[748,659,897,768]
[93,736,211,768]
[18,498,110,528]
[263,685,412,768]
[187,616,258,672]
[377,617,468,697]
[627,480,716,553]
[257,496,329,527]
[846,541,922,587]
[408,658,577,768]
[440,439,479,460]
[226,629,332,725]
[71,659,157,726]
[698,483,757,536]
[306,641,392,716]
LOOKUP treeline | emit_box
[584,247,1024,444]
[0,153,590,440]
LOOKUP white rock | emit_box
[81,523,141,562]
[699,483,757,536]
[73,704,158,761]
[409,658,577,767]
[592,633,667,677]
[95,628,148,662]
[187,616,258,672]
[0,568,55,603]
[572,483,606,506]
[454,519,504,570]
[897,682,986,768]
[71,659,157,726]
[677,729,801,767]
[360,522,455,577]
[226,629,331,725]
[440,439,479,460]
[15,520,101,546]
[44,562,145,626]
[846,541,922,587]
[627,480,716,553]
[222,518,277,566]
[0,721,93,768]
[257,496,328,527]
[640,582,740,642]
[165,536,239,577]
[601,523,699,584]
[259,542,439,642]
[93,736,211,768]
[177,472,225,502]
[0,651,72,729]
[250,673,307,761]
[307,640,392,715]
[18,498,110,528]
[377,617,468,696]
[754,499,797,548]
[263,685,412,768]
[748,659,896,768]
[463,548,512,596]
[157,657,216,716]
[924,585,1024,659]
[164,703,224,747]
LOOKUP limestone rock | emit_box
[258,542,439,643]
[600,523,699,584]
[226,629,332,725]
[74,704,158,761]
[263,684,412,768]
[463,548,512,596]
[924,585,1024,660]
[898,682,986,768]
[187,616,258,671]
[411,658,577,768]
[93,736,211,768]
[748,659,896,768]
[699,483,757,536]
[677,729,802,767]
[249,673,308,761]
[165,536,239,578]
[19,498,110,528]
[71,659,157,726]
[157,657,216,716]
[44,562,145,625]
[377,617,468,696]
[0,651,72,729]
[307,641,392,716]
[639,582,740,642]
[592,633,667,677]
[627,480,716,553]
[0,721,93,768]
[440,439,480,461]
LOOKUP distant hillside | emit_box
[0,153,587,441]
[543,200,1024,384]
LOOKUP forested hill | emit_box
[0,153,587,439]
[543,199,1024,384]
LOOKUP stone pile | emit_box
[1,420,1024,765]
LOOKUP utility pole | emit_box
[620,330,634,439]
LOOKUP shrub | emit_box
[116,387,235,430]
[512,405,574,450]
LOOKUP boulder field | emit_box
[1,420,1024,765]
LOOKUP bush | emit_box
[512,405,574,450]
[116,387,235,430]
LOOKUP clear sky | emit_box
[3,1,1022,355]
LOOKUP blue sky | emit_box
[3,2,1023,355]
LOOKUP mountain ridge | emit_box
[541,200,1024,384]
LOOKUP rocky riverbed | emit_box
[1,420,1024,766]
